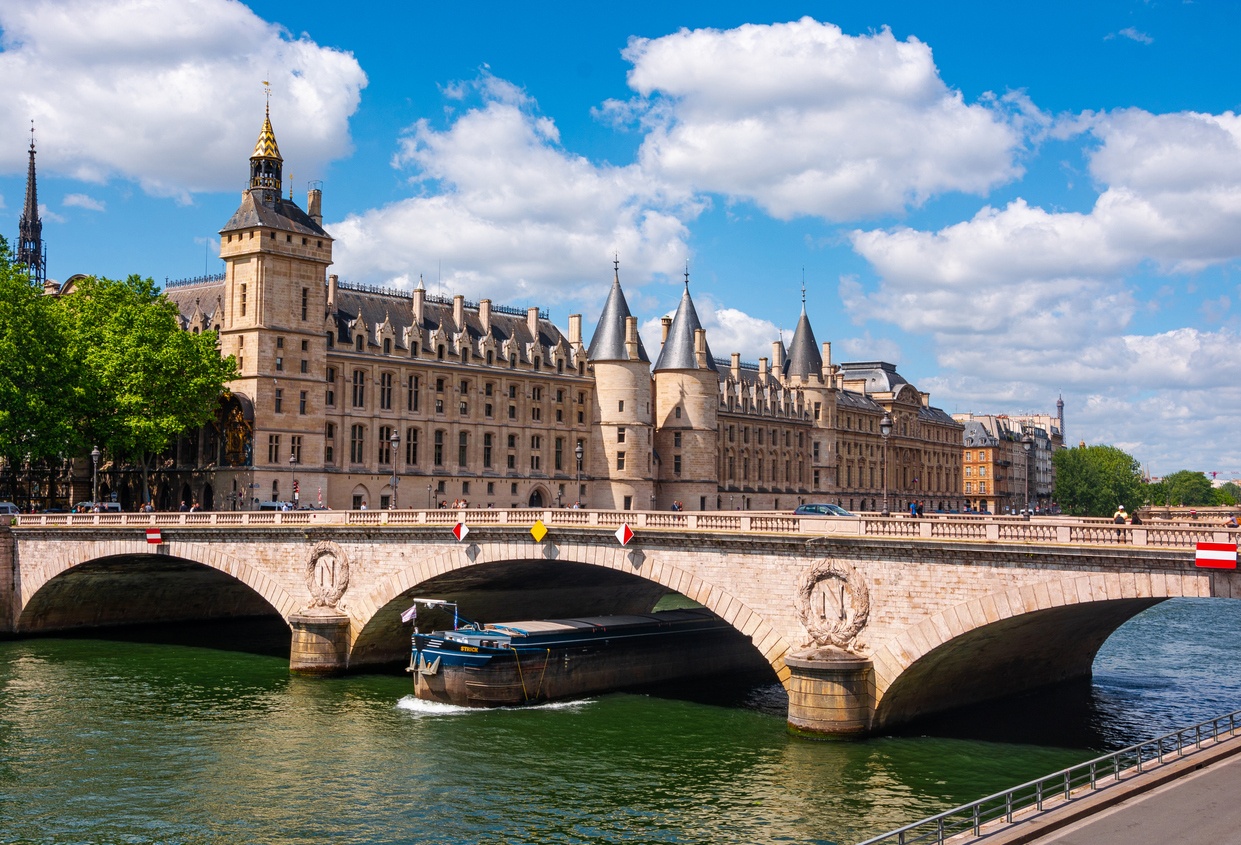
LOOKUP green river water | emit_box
[2,597,1239,845]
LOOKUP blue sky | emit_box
[2,0,1239,478]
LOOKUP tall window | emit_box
[326,368,336,407]
[301,287,308,321]
[352,370,365,407]
[274,388,283,413]
[458,432,468,467]
[434,430,444,466]
[554,438,563,471]
[407,375,420,411]
[325,423,335,465]
[299,391,307,415]
[379,426,394,464]
[350,425,365,463]
[380,372,393,410]
[406,428,419,465]
[616,452,626,470]
[267,434,280,463]
[483,433,493,468]
[290,435,302,463]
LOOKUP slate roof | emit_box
[219,190,329,238]
[783,307,822,378]
[837,361,908,393]
[587,270,649,362]
[654,285,717,372]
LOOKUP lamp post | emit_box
[289,452,298,507]
[575,441,584,506]
[1021,433,1034,519]
[90,445,100,507]
[389,429,400,510]
[880,413,892,516]
[426,483,432,510]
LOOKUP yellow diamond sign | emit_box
[530,520,548,542]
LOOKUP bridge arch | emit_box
[348,538,792,678]
[869,570,1210,729]
[14,539,300,632]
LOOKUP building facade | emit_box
[134,112,966,512]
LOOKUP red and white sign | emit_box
[453,522,470,542]
[614,523,634,546]
[146,528,162,545]
[1195,542,1238,569]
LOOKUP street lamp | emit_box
[1022,433,1034,520]
[91,445,100,507]
[389,429,400,509]
[426,483,432,510]
[289,452,298,506]
[575,441,584,506]
[880,413,892,516]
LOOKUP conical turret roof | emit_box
[784,304,822,378]
[252,104,283,161]
[587,264,649,362]
[654,282,716,372]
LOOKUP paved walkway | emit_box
[953,732,1241,845]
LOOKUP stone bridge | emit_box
[2,509,1238,737]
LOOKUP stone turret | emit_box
[586,261,654,510]
[652,277,719,511]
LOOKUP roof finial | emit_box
[684,261,690,290]
[613,252,620,281]
[263,79,271,113]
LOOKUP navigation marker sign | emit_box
[146,528,162,545]
[1195,542,1238,569]
[615,524,634,546]
[530,520,548,542]
[453,522,469,542]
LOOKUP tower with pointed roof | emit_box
[651,272,720,510]
[218,105,334,499]
[780,284,837,495]
[586,260,654,509]
[16,126,46,287]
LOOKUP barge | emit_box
[403,599,765,707]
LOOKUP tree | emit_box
[57,274,237,503]
[1217,482,1240,506]
[1153,470,1216,507]
[0,238,78,464]
[1053,444,1144,517]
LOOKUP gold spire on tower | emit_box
[252,102,283,162]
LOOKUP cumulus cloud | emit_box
[612,17,1024,220]
[639,293,784,363]
[63,193,104,211]
[329,75,695,307]
[0,0,366,200]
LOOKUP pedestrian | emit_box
[1130,511,1142,525]
[179,500,188,512]
[1113,505,1127,524]
[916,501,924,518]
[360,500,368,510]
[1226,515,1238,528]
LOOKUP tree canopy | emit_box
[1053,444,1144,517]
[0,248,236,495]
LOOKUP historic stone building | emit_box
[147,110,964,513]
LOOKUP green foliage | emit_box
[1053,444,1144,517]
[0,238,78,462]
[1217,482,1241,506]
[56,274,238,464]
[1148,470,1216,507]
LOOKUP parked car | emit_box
[0,501,20,516]
[75,501,122,513]
[794,503,855,517]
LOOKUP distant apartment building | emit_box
[954,404,1063,513]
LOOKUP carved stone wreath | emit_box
[794,557,871,654]
[305,540,350,608]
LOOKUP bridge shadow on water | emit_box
[26,614,293,660]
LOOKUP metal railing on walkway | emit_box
[856,709,1241,845]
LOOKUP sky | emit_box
[1,0,1239,478]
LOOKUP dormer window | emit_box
[355,336,364,352]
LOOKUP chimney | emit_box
[772,340,785,373]
[568,313,582,345]
[526,306,540,341]
[661,316,672,344]
[758,356,769,382]
[453,295,465,332]
[307,185,323,227]
[479,299,492,335]
[624,316,640,361]
[730,352,741,382]
[412,286,425,328]
[694,328,708,368]
[327,274,338,311]
[822,341,832,377]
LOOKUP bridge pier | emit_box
[288,610,351,675]
[785,652,874,739]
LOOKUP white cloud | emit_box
[37,202,64,224]
[63,193,104,211]
[614,17,1024,221]
[1114,27,1154,45]
[329,76,695,307]
[0,0,366,200]
[639,293,783,363]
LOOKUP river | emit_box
[1,597,1238,845]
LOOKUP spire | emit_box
[654,273,716,372]
[16,123,45,286]
[784,281,822,378]
[587,259,649,362]
[249,101,283,198]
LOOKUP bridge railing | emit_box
[8,510,1237,550]
[856,708,1241,845]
